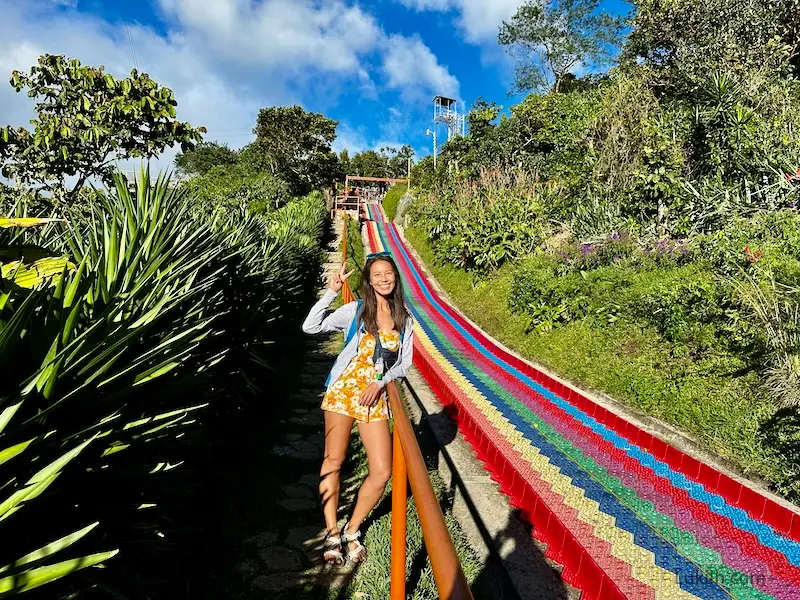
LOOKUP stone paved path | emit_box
[221,215,363,599]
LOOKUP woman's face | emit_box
[369,259,396,297]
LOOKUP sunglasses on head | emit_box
[366,251,391,260]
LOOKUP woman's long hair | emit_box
[358,254,408,335]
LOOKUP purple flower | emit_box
[609,232,620,240]
[580,243,593,255]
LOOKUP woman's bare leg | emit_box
[346,419,392,537]
[320,411,354,535]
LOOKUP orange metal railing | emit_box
[338,213,472,598]
[341,217,355,304]
[386,381,474,600]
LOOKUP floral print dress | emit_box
[321,330,401,423]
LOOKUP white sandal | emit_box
[342,522,367,563]
[323,530,344,566]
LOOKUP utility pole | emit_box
[426,128,437,169]
[433,128,437,169]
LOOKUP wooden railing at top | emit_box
[334,193,361,217]
[339,217,474,600]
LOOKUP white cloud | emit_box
[395,0,524,44]
[0,0,460,179]
[457,0,524,43]
[332,123,369,154]
[383,35,459,100]
[157,0,381,72]
[0,2,263,177]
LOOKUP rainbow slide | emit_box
[364,202,800,600]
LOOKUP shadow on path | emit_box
[402,377,578,600]
[181,335,368,600]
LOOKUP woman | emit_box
[302,251,414,565]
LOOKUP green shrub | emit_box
[510,253,755,357]
[0,170,328,597]
[631,271,758,354]
[383,182,408,221]
[555,231,640,273]
[344,214,364,295]
[411,168,551,272]
[699,210,800,278]
[589,73,661,192]
[736,270,800,408]
[510,257,635,332]
[182,165,291,213]
[567,187,629,240]
[512,89,601,182]
[627,111,690,231]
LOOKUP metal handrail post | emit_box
[387,382,474,600]
[390,426,407,600]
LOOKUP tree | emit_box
[624,0,800,90]
[338,149,351,176]
[0,54,205,204]
[349,150,388,178]
[175,141,238,177]
[498,0,624,93]
[384,145,415,178]
[467,98,501,141]
[252,106,340,195]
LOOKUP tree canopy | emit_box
[0,54,205,204]
[175,141,238,177]
[344,145,415,179]
[498,0,624,93]
[624,0,800,90]
[251,106,340,195]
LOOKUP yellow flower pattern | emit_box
[322,330,401,423]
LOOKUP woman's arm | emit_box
[377,316,414,388]
[301,289,355,334]
[302,262,356,335]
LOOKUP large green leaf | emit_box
[0,522,100,574]
[0,217,65,229]
[0,549,118,595]
[1,257,75,289]
[0,438,35,468]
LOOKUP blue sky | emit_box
[0,0,632,174]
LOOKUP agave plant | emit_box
[212,192,327,401]
[0,167,330,598]
[0,169,233,596]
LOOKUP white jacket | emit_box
[302,289,415,391]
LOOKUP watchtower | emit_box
[427,96,466,168]
[434,96,466,141]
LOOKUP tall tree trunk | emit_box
[553,72,563,93]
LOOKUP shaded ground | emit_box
[173,217,494,600]
[192,335,363,599]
